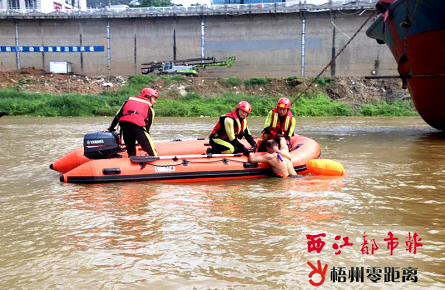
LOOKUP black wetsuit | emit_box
[108,101,157,157]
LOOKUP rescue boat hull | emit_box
[57,136,320,184]
[51,138,212,174]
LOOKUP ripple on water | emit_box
[1,117,445,289]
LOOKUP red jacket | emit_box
[118,96,153,127]
[210,109,247,141]
[267,108,294,138]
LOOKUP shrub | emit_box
[359,100,418,116]
[0,75,416,118]
[244,77,269,87]
[167,75,186,82]
[286,76,301,87]
[161,75,186,86]
[316,77,335,88]
[221,76,241,87]
[127,75,156,89]
[292,93,353,116]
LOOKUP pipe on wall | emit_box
[79,21,84,74]
[330,10,336,77]
[106,19,111,75]
[173,19,177,60]
[201,17,205,61]
[40,21,45,69]
[300,12,306,77]
[15,21,21,70]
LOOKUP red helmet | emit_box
[237,101,251,114]
[277,97,291,109]
[140,88,158,99]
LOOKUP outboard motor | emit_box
[84,131,121,159]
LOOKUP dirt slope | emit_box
[0,69,409,106]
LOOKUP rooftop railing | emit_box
[0,1,378,17]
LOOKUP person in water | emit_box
[108,88,158,157]
[257,97,296,152]
[248,137,298,178]
[208,101,257,154]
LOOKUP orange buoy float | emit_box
[306,159,345,176]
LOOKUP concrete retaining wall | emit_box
[0,10,396,77]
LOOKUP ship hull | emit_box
[366,0,445,130]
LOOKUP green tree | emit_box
[139,0,172,7]
[87,0,131,8]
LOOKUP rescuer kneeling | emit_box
[209,101,257,155]
[108,88,158,157]
[257,97,296,152]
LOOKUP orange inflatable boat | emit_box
[52,134,321,184]
[50,137,212,174]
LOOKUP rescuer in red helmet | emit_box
[108,88,158,157]
[257,97,296,152]
[209,101,257,155]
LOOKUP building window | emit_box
[25,0,36,9]
[8,0,20,9]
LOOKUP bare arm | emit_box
[278,137,290,154]
[248,152,272,163]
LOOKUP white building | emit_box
[0,0,87,12]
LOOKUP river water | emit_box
[0,116,444,289]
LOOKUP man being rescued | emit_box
[248,136,298,178]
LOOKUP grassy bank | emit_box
[0,75,418,117]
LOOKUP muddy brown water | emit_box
[0,117,444,289]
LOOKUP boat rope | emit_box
[412,0,422,22]
[141,162,183,167]
[402,0,411,55]
[336,9,364,16]
[141,158,239,167]
[399,0,421,88]
[402,0,421,56]
[366,74,445,79]
[331,20,351,39]
[183,157,247,164]
[186,159,229,164]
[139,156,251,168]
[292,9,377,104]
[225,158,246,163]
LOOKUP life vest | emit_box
[269,108,294,136]
[118,96,152,127]
[210,109,247,141]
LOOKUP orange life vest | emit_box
[270,108,294,136]
[210,109,247,141]
[118,96,152,127]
